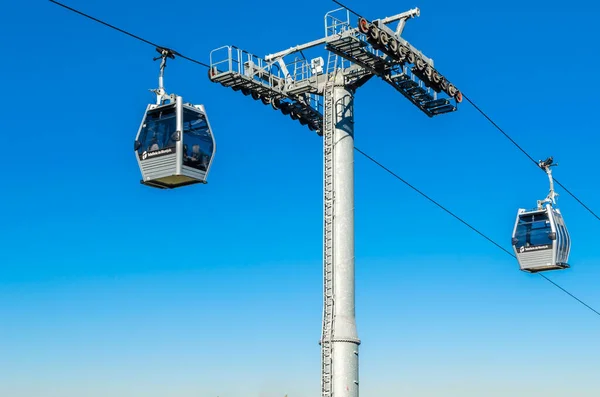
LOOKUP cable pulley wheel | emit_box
[271,97,281,111]
[358,18,370,34]
[388,39,398,53]
[455,91,463,103]
[280,103,291,115]
[440,79,449,91]
[379,31,389,46]
[447,83,457,97]
[368,25,379,41]
[424,66,434,79]
[397,46,408,61]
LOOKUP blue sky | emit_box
[1,0,599,396]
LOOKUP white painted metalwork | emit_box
[537,157,558,208]
[207,7,462,397]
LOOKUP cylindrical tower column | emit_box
[330,73,360,397]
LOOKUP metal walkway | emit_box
[209,46,324,134]
[326,34,455,117]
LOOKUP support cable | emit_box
[51,0,600,318]
[462,95,539,166]
[49,0,210,68]
[332,0,365,19]
[462,94,600,222]
[354,146,600,318]
[331,0,600,223]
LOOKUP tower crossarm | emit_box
[265,36,333,63]
[209,45,326,135]
[323,8,463,117]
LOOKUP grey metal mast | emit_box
[208,7,461,397]
[322,72,360,397]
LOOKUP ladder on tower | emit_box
[325,52,338,76]
[321,80,335,397]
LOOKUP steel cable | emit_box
[50,0,600,318]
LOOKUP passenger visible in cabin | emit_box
[191,144,208,171]
[191,144,202,161]
[149,133,160,151]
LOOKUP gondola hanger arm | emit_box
[151,47,177,105]
[538,156,559,208]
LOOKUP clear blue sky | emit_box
[1,0,599,396]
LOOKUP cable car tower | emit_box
[208,7,461,397]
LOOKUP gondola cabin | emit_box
[511,204,571,273]
[134,96,215,189]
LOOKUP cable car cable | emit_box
[354,146,600,318]
[51,0,599,317]
[462,94,600,223]
[354,147,515,257]
[461,95,539,166]
[536,273,600,317]
[48,0,210,68]
[332,0,366,19]
[331,0,600,223]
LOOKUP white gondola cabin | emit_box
[134,48,216,189]
[511,157,571,273]
[134,97,215,189]
[511,205,570,273]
